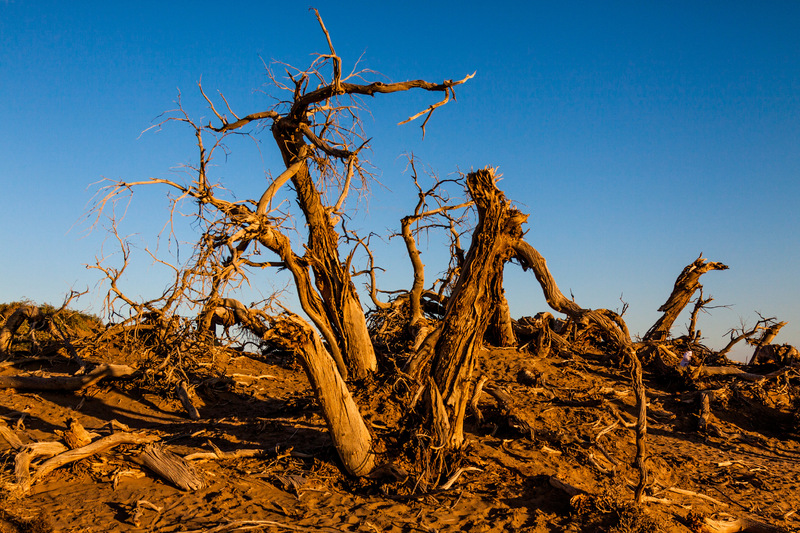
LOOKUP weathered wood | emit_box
[699,365,790,382]
[177,381,201,420]
[9,432,157,496]
[429,168,526,448]
[644,255,729,342]
[138,443,205,491]
[488,278,517,347]
[272,120,377,380]
[13,441,68,494]
[265,314,375,476]
[62,417,96,449]
[0,418,23,449]
[35,432,159,482]
[688,513,786,533]
[0,363,135,391]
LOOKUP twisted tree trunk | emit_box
[265,314,375,476]
[428,168,526,448]
[644,255,729,342]
[272,122,377,379]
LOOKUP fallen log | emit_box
[698,366,790,383]
[0,363,135,391]
[32,432,159,487]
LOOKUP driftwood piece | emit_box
[138,443,205,491]
[667,486,727,507]
[184,447,265,461]
[129,499,164,527]
[12,441,69,494]
[0,363,135,391]
[177,381,201,420]
[438,466,483,490]
[0,418,23,449]
[688,512,788,533]
[29,433,159,490]
[60,417,99,449]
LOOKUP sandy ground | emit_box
[1,346,799,532]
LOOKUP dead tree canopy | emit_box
[644,255,729,342]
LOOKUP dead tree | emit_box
[192,11,473,379]
[644,255,729,342]
[80,14,663,505]
[717,315,782,361]
[423,168,527,449]
[749,320,789,365]
[87,12,475,481]
[395,161,472,347]
[402,168,648,501]
[686,287,714,341]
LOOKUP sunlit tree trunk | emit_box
[272,122,377,379]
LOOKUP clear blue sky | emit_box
[2,1,798,358]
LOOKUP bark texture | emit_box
[272,121,377,379]
[428,168,526,448]
[265,314,375,476]
[644,256,729,342]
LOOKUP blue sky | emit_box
[1,1,798,358]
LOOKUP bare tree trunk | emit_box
[272,124,377,379]
[401,213,427,332]
[428,168,525,448]
[488,275,517,347]
[644,256,728,342]
[256,229,349,379]
[687,287,713,341]
[749,321,788,365]
[266,313,375,477]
